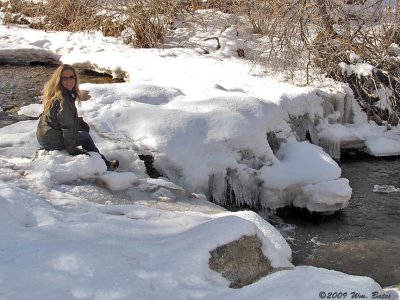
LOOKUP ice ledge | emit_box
[209,141,352,213]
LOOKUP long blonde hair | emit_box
[42,64,81,113]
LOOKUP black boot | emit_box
[100,154,119,171]
[106,159,119,171]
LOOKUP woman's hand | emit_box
[67,147,90,156]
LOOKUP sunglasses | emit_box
[61,75,76,81]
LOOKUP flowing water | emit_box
[267,154,400,287]
[1,65,399,287]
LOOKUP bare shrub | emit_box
[1,0,184,48]
[233,0,400,83]
[43,0,100,32]
[6,0,26,14]
[203,0,243,13]
[15,0,45,17]
[212,0,400,121]
[0,0,45,25]
[2,12,12,25]
[101,17,126,38]
[180,0,206,12]
[237,0,316,81]
[107,0,182,48]
[0,0,98,31]
[320,1,398,76]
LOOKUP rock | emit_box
[0,48,61,65]
[138,154,162,178]
[80,90,92,101]
[209,235,275,288]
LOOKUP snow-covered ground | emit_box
[1,9,400,300]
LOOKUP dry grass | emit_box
[1,0,44,26]
[2,0,399,78]
[109,0,183,48]
[41,0,100,32]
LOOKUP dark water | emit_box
[0,64,55,127]
[270,155,400,287]
[2,65,399,287]
[0,64,121,128]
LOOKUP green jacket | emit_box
[36,88,78,152]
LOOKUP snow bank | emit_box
[4,16,400,213]
[76,81,350,212]
[1,23,353,213]
[0,180,394,300]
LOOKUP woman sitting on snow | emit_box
[36,64,119,171]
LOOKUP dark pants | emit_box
[75,131,100,153]
[39,131,99,152]
[76,131,110,166]
[39,131,110,166]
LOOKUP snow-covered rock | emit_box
[0,47,60,65]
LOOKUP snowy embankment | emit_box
[0,121,395,299]
[1,13,400,299]
[0,21,358,213]
[0,176,392,300]
[3,15,400,213]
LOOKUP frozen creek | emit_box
[1,65,399,287]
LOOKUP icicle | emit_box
[321,91,353,125]
[343,94,353,124]
[208,168,261,209]
[226,168,260,208]
[207,171,228,206]
[317,136,341,160]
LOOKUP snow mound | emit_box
[78,82,351,212]
[31,150,107,184]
